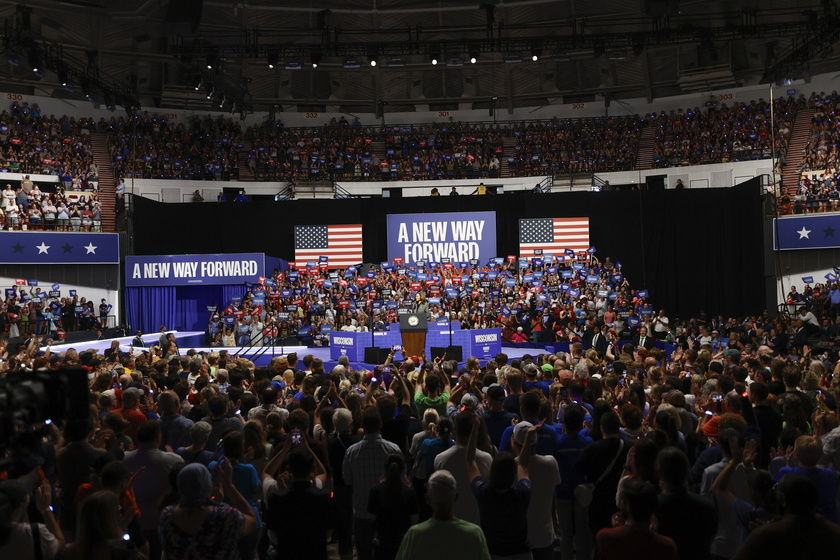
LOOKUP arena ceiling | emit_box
[0,0,838,116]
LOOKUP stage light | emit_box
[469,50,480,64]
[267,52,278,69]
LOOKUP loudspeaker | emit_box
[433,345,463,362]
[364,347,390,364]
[430,347,448,361]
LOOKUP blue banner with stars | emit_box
[0,232,119,264]
[774,216,840,250]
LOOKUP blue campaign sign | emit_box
[330,332,359,361]
[126,253,266,286]
[386,211,497,265]
[469,328,502,359]
[774,215,840,250]
[0,232,120,264]
[561,270,573,279]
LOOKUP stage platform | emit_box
[44,331,556,371]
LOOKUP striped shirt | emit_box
[342,433,401,520]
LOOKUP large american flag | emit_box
[518,217,590,257]
[294,224,363,268]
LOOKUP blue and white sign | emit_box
[386,211,496,265]
[774,215,840,250]
[126,253,266,287]
[329,332,359,361]
[469,328,502,359]
[0,232,119,264]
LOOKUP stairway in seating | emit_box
[90,133,115,232]
[501,136,518,177]
[370,140,386,162]
[781,108,814,196]
[236,140,254,181]
[634,127,656,171]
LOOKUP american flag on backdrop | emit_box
[518,217,590,257]
[294,224,363,268]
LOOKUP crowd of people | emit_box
[107,114,240,181]
[1,283,114,337]
[5,92,826,188]
[1,178,102,231]
[0,102,97,185]
[205,253,648,349]
[648,96,797,169]
[2,293,840,560]
[785,92,840,214]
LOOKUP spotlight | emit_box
[267,51,278,69]
[194,77,202,91]
[530,44,542,62]
[28,50,41,73]
[58,67,69,87]
[370,58,377,67]
[206,53,217,69]
[431,52,440,65]
[219,95,225,108]
[206,87,214,99]
[469,50,480,64]
[310,52,322,68]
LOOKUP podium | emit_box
[399,313,428,358]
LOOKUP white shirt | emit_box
[653,315,670,333]
[516,454,561,548]
[433,444,492,526]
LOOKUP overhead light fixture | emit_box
[430,52,440,65]
[267,51,278,69]
[531,47,542,62]
[206,87,214,99]
[219,95,225,108]
[469,50,480,64]
[310,52,322,68]
[28,50,41,73]
[194,77,201,91]
[367,46,379,67]
[206,53,217,69]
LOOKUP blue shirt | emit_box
[831,289,840,305]
[209,461,262,527]
[553,432,592,499]
[498,424,559,455]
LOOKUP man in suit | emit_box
[591,325,610,357]
[633,326,655,351]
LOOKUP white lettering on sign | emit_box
[131,259,258,279]
[474,333,498,343]
[399,219,487,263]
[332,337,354,345]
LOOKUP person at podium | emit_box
[413,293,430,320]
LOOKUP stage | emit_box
[44,330,555,371]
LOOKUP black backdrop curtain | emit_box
[131,180,765,320]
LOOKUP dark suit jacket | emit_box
[632,335,655,350]
[591,332,609,356]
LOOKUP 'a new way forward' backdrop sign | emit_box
[387,211,496,265]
